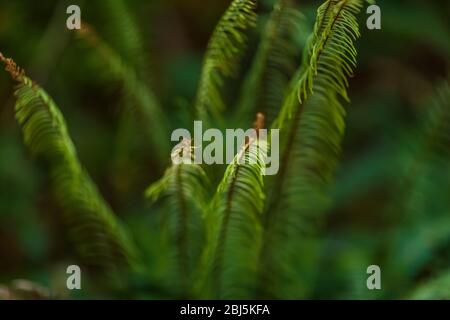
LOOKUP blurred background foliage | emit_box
[0,0,449,299]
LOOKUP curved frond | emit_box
[274,0,362,128]
[194,0,257,126]
[1,53,140,280]
[258,0,363,298]
[385,82,450,289]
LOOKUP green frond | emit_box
[145,161,209,297]
[235,0,304,125]
[402,82,450,220]
[77,25,170,166]
[203,138,267,299]
[258,0,363,298]
[274,0,362,128]
[1,55,139,280]
[194,0,258,126]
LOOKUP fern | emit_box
[203,135,267,299]
[194,0,258,126]
[257,0,363,298]
[235,0,304,126]
[275,0,362,127]
[5,0,444,301]
[89,0,162,177]
[145,151,209,297]
[1,53,140,280]
[385,81,450,293]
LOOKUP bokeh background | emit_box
[0,0,449,299]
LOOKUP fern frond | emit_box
[1,53,140,280]
[203,137,267,299]
[77,24,170,166]
[194,0,257,126]
[145,153,209,297]
[235,0,304,125]
[257,0,363,298]
[274,0,362,128]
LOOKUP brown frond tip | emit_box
[253,112,265,132]
[76,22,100,44]
[243,112,266,149]
[0,52,25,81]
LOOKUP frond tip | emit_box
[0,52,25,81]
[203,135,267,299]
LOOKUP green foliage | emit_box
[145,159,209,297]
[410,270,450,300]
[77,24,169,166]
[258,0,363,298]
[1,0,449,300]
[235,0,304,125]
